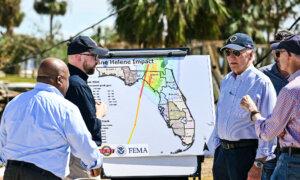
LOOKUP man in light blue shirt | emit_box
[212,33,277,180]
[0,58,103,179]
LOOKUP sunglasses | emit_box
[80,53,99,60]
[273,50,288,58]
[224,49,243,57]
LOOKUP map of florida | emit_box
[96,64,195,153]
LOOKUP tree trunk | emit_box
[5,22,13,36]
[50,14,54,40]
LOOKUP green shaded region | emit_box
[161,58,168,68]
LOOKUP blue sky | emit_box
[14,0,115,38]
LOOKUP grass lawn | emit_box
[0,75,36,83]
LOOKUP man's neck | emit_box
[276,64,289,78]
[288,60,300,75]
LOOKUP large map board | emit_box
[88,52,215,177]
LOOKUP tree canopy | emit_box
[33,0,67,40]
[110,0,229,47]
[110,0,300,47]
[0,0,24,36]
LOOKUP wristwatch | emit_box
[250,110,260,121]
[254,160,263,169]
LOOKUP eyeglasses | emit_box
[80,53,99,60]
[273,50,287,58]
[224,49,243,57]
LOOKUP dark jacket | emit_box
[66,63,102,146]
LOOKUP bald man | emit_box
[0,58,103,180]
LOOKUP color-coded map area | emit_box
[97,62,195,152]
[88,56,214,157]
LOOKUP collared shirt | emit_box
[255,70,300,148]
[0,83,102,178]
[260,63,289,95]
[66,64,102,146]
[213,65,277,159]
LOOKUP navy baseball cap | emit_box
[67,36,108,57]
[270,30,294,50]
[220,33,255,51]
[272,35,300,55]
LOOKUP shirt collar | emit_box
[67,63,88,81]
[231,64,254,80]
[288,70,300,82]
[34,82,64,97]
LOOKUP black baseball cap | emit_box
[220,33,255,51]
[67,36,108,57]
[272,35,300,55]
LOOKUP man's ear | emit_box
[57,75,63,86]
[249,51,254,59]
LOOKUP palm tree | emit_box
[110,0,229,48]
[0,0,24,36]
[221,0,300,43]
[33,0,67,40]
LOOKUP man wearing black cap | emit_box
[211,33,277,180]
[65,36,108,179]
[259,30,293,180]
[241,35,300,179]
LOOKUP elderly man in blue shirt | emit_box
[0,58,103,179]
[212,33,277,180]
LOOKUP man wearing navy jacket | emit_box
[65,36,108,179]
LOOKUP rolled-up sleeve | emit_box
[255,87,294,141]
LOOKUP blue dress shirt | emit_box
[0,83,102,178]
[213,65,277,159]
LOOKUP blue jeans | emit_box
[213,145,257,180]
[261,157,277,180]
[271,153,300,180]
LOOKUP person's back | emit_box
[1,83,80,177]
[0,58,103,179]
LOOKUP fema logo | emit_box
[116,145,126,156]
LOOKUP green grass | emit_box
[0,75,36,83]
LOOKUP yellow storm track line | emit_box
[127,64,151,144]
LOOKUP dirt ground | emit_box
[199,157,213,180]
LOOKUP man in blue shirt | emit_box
[259,30,293,180]
[65,36,108,179]
[0,58,103,179]
[212,33,277,180]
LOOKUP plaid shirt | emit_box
[256,70,300,148]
